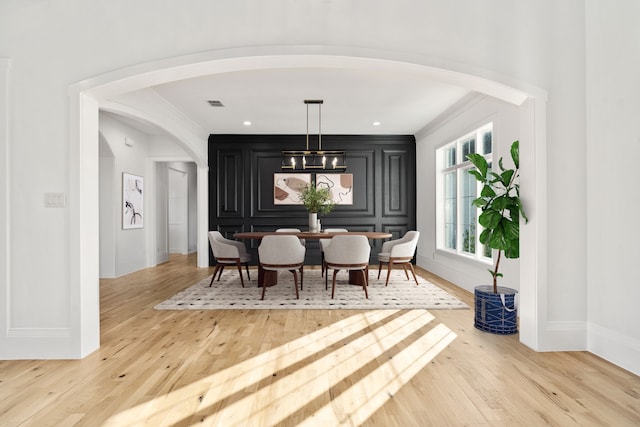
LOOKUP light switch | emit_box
[44,192,66,208]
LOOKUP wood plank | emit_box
[0,254,638,426]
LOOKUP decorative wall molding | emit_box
[209,134,416,265]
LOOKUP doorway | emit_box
[168,166,188,255]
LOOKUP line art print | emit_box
[316,173,353,205]
[273,173,312,205]
[123,172,143,229]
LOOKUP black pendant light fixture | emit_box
[281,100,346,171]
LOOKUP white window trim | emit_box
[436,123,494,263]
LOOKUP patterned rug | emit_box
[155,269,469,310]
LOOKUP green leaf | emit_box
[479,228,491,245]
[502,218,519,240]
[501,169,514,187]
[488,172,502,184]
[511,140,520,169]
[489,227,508,250]
[466,153,487,177]
[492,196,509,211]
[517,199,529,223]
[504,240,520,259]
[481,184,496,198]
[472,198,488,208]
[479,209,501,229]
[468,169,483,182]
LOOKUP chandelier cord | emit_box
[318,103,322,151]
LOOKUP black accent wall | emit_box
[208,134,416,265]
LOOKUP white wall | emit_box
[166,161,198,255]
[98,119,193,276]
[99,136,116,278]
[155,162,169,265]
[585,0,640,375]
[99,114,150,277]
[167,166,188,254]
[147,136,190,266]
[187,163,198,253]
[1,0,638,374]
[415,95,522,294]
[0,60,10,353]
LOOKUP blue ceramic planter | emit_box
[474,285,518,335]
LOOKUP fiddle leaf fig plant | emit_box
[300,182,335,215]
[467,140,528,293]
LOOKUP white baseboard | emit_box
[588,322,640,376]
[1,328,81,359]
[8,327,71,338]
[539,321,587,351]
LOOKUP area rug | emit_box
[155,269,469,310]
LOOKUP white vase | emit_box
[308,212,318,232]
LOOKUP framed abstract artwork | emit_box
[316,173,353,205]
[274,173,311,205]
[122,172,144,229]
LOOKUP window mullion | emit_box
[456,164,462,254]
[475,177,482,259]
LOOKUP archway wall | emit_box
[99,113,152,278]
[98,132,116,279]
[0,1,587,359]
[100,89,208,167]
[415,94,525,295]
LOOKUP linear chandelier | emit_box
[281,99,346,171]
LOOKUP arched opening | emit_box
[69,46,546,357]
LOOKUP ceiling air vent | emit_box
[207,100,224,107]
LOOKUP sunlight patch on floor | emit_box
[104,309,456,426]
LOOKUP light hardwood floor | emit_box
[1,254,639,426]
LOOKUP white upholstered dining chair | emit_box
[258,234,306,300]
[276,227,305,245]
[323,235,371,299]
[376,230,420,287]
[208,231,251,287]
[319,228,348,277]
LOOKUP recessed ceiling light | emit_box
[373,121,381,126]
[243,121,252,126]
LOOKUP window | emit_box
[436,123,493,261]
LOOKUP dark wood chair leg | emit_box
[362,269,368,298]
[402,263,410,280]
[217,265,225,281]
[377,262,383,279]
[385,261,394,287]
[235,260,245,287]
[331,269,339,299]
[408,263,419,285]
[261,266,268,300]
[291,270,299,299]
[245,263,251,281]
[300,265,304,291]
[210,265,221,287]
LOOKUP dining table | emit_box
[233,230,392,287]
